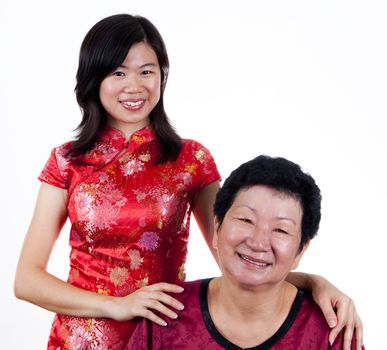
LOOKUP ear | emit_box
[212,217,220,250]
[291,240,310,270]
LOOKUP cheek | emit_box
[272,238,300,264]
[218,226,247,253]
[148,78,161,100]
[99,81,114,103]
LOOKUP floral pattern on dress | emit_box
[128,249,143,270]
[69,326,93,350]
[138,153,151,162]
[138,231,160,251]
[110,267,129,287]
[73,192,94,220]
[56,146,70,179]
[173,172,193,186]
[40,126,221,350]
[57,317,125,350]
[93,322,123,350]
[136,276,149,289]
[120,159,144,176]
[90,202,119,230]
[156,193,176,216]
[72,180,127,234]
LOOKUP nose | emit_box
[246,226,270,251]
[123,75,142,93]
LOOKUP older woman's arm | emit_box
[287,272,363,350]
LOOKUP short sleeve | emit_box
[185,140,221,190]
[38,144,71,189]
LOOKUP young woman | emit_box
[14,14,362,350]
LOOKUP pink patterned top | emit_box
[126,279,364,350]
[39,125,220,350]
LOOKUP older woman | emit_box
[126,155,364,349]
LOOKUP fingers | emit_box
[340,317,363,350]
[141,283,185,311]
[140,308,168,327]
[146,282,185,294]
[121,283,185,325]
[310,277,363,349]
[316,296,338,329]
[354,313,363,350]
[341,325,354,350]
[142,289,184,312]
[328,297,356,348]
[329,300,351,345]
[131,291,182,326]
[140,298,180,326]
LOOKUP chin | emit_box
[232,275,268,290]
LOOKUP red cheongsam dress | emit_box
[38,125,220,350]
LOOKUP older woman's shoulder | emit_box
[180,278,211,299]
[297,290,330,325]
[286,290,336,347]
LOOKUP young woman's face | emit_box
[213,185,308,290]
[99,41,161,137]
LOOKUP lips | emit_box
[120,99,145,111]
[237,253,271,268]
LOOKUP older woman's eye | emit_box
[274,228,288,234]
[238,218,252,224]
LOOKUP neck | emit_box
[213,277,296,318]
[207,277,297,347]
[107,118,150,141]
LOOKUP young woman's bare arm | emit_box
[14,183,184,325]
[192,181,220,261]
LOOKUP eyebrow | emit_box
[275,217,297,225]
[236,205,297,225]
[118,63,158,69]
[237,204,256,212]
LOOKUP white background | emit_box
[1,0,386,348]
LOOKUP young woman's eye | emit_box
[141,70,152,76]
[113,71,125,77]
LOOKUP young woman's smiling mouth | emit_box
[120,99,146,111]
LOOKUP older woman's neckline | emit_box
[200,278,304,349]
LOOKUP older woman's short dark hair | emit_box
[214,155,322,250]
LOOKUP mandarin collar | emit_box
[78,125,156,167]
[99,124,156,149]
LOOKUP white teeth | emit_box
[239,254,269,267]
[123,100,143,107]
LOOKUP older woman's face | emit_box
[213,185,308,289]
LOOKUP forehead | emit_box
[232,185,303,220]
[123,41,159,63]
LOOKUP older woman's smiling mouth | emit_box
[237,253,271,268]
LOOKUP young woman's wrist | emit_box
[96,294,118,319]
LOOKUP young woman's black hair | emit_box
[69,14,181,163]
